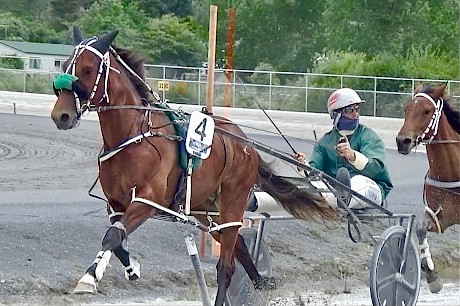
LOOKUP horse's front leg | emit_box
[416,216,443,293]
[108,212,141,281]
[73,201,153,294]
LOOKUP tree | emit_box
[74,1,205,66]
[234,0,326,72]
[140,15,206,66]
[50,0,92,31]
[73,0,149,46]
[139,0,192,18]
[321,0,459,59]
[0,0,49,20]
[0,12,29,41]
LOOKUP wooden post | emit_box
[198,230,207,258]
[206,5,218,113]
[199,5,218,259]
[223,8,236,109]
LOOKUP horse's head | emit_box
[396,83,447,154]
[51,26,119,130]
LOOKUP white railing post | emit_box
[305,73,308,112]
[23,70,26,92]
[269,71,272,110]
[198,68,202,106]
[373,77,377,117]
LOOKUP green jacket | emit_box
[309,124,393,199]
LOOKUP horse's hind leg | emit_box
[214,226,239,306]
[233,233,276,290]
[416,216,443,293]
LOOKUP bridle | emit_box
[64,37,119,118]
[55,38,161,120]
[414,92,444,145]
[413,92,460,233]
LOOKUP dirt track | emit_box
[0,113,459,306]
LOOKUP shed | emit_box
[0,40,73,71]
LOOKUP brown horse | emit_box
[396,83,460,293]
[50,27,336,305]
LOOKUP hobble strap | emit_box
[208,221,243,233]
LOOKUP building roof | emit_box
[0,40,74,56]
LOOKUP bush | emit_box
[0,57,24,69]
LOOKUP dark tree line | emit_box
[0,0,458,80]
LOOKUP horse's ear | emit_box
[92,30,119,54]
[414,83,424,94]
[433,83,448,99]
[73,26,84,45]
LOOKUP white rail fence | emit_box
[0,59,459,118]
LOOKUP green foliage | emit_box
[313,48,459,84]
[0,70,24,91]
[0,12,29,40]
[0,57,23,69]
[74,0,148,45]
[140,15,206,66]
[400,46,459,80]
[0,0,49,21]
[0,0,459,112]
[49,0,94,31]
[25,73,55,94]
[140,0,192,18]
[249,63,280,85]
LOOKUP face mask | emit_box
[332,112,359,135]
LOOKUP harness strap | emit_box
[425,205,442,234]
[422,184,443,234]
[131,188,242,233]
[208,221,243,232]
[425,176,460,189]
[99,131,155,162]
[131,193,190,222]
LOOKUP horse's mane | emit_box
[423,85,460,134]
[112,46,152,101]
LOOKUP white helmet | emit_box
[327,88,365,117]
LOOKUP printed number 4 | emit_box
[195,118,207,141]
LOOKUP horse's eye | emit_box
[424,109,430,115]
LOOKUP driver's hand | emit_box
[336,139,356,162]
[293,152,307,164]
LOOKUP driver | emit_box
[294,88,393,209]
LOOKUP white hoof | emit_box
[124,259,141,281]
[72,274,97,294]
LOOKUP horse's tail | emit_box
[257,158,337,221]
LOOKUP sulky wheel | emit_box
[225,227,273,306]
[370,225,421,306]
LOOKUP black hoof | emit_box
[253,276,276,290]
[428,279,443,293]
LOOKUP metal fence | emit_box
[0,60,459,118]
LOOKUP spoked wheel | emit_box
[370,225,421,306]
[225,227,273,306]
